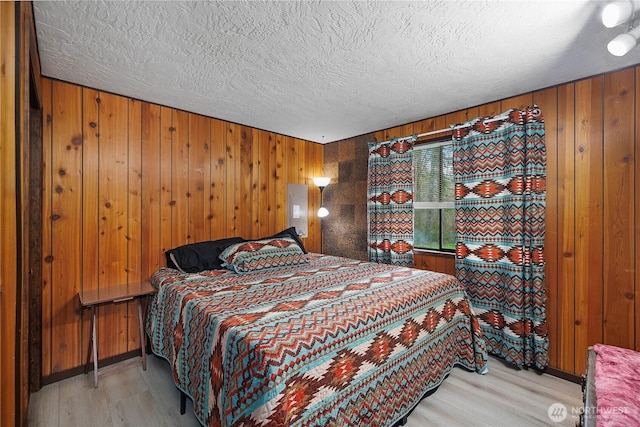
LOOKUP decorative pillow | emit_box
[220,237,309,273]
[264,226,307,253]
[165,237,245,273]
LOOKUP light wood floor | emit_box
[28,355,583,426]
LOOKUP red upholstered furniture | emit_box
[580,344,640,426]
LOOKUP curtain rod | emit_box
[451,111,524,130]
[380,111,524,145]
[390,127,452,144]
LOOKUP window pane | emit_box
[414,208,440,250]
[441,144,454,203]
[442,208,456,250]
[413,142,455,252]
[414,147,441,203]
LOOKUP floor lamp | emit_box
[313,177,330,253]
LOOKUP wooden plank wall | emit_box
[40,78,323,378]
[364,66,640,376]
[1,2,40,424]
[0,3,18,424]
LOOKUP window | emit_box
[413,141,455,251]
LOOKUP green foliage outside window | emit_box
[413,142,455,251]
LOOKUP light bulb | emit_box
[607,25,640,56]
[608,33,636,55]
[602,0,634,28]
[317,207,329,218]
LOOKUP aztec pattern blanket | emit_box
[147,254,488,427]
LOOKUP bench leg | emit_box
[137,298,147,370]
[91,306,98,387]
[180,391,186,415]
[84,305,95,375]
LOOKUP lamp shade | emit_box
[313,177,331,187]
[317,206,329,217]
[602,0,635,28]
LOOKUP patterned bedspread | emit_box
[147,254,488,427]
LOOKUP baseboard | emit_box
[40,349,141,386]
[489,354,581,384]
[545,366,581,384]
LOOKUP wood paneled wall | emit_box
[413,252,455,277]
[0,3,19,423]
[1,2,41,425]
[40,78,323,378]
[330,65,640,376]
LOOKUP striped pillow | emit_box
[220,237,309,273]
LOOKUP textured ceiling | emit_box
[33,1,640,143]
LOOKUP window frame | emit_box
[413,139,455,253]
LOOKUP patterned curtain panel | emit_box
[367,137,415,266]
[453,107,548,369]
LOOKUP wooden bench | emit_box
[79,281,156,387]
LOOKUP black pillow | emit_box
[266,227,307,254]
[165,237,245,273]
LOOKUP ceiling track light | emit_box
[602,0,637,28]
[608,23,640,56]
[603,1,640,56]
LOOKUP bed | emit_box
[147,241,488,427]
